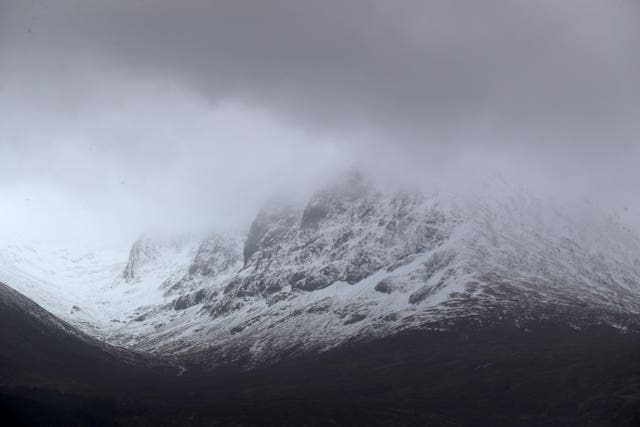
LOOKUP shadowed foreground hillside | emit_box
[2,279,640,426]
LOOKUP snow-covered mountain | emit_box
[2,171,640,367]
[0,244,127,334]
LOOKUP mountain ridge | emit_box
[1,171,640,366]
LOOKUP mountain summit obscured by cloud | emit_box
[1,0,639,244]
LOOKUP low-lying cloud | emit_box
[1,0,639,245]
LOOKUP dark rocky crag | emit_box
[204,171,457,316]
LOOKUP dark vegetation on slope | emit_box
[2,281,640,426]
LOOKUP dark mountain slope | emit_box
[2,277,640,426]
[0,281,181,426]
[0,281,175,393]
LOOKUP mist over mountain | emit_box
[2,1,640,425]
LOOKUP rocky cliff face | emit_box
[3,172,640,366]
[204,171,459,317]
[165,233,243,311]
[115,172,640,365]
[123,235,198,283]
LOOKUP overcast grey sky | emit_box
[1,0,639,245]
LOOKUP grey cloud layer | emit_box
[5,0,640,141]
[1,1,639,243]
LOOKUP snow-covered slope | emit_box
[0,232,244,345]
[2,171,640,367]
[0,244,126,333]
[0,235,204,339]
[99,171,640,365]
